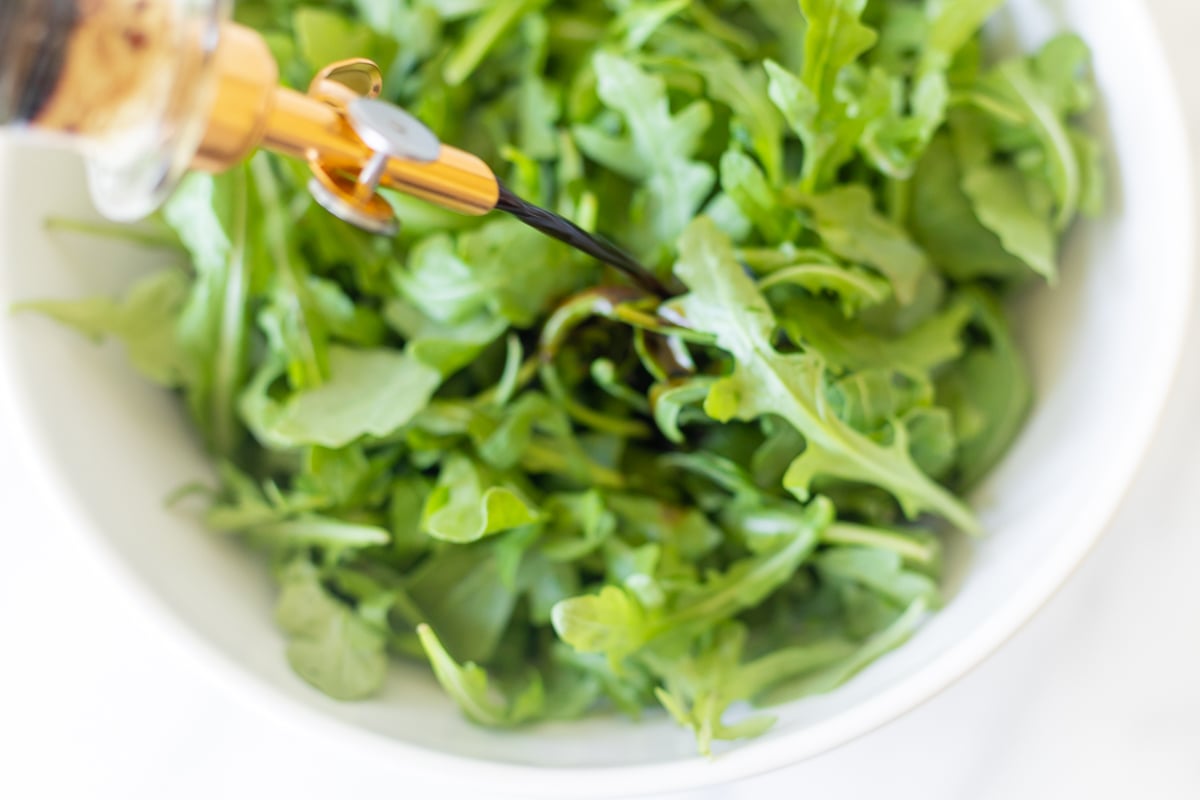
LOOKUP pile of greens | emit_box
[28,0,1101,754]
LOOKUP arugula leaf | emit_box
[857,0,1003,181]
[676,219,977,532]
[554,495,830,662]
[652,377,717,444]
[719,148,792,242]
[789,185,930,305]
[406,544,520,664]
[662,496,832,630]
[16,270,190,387]
[23,169,258,458]
[820,521,942,569]
[417,624,544,726]
[538,491,617,562]
[253,516,391,550]
[243,346,443,449]
[650,624,777,756]
[758,597,930,704]
[395,218,595,329]
[275,560,389,701]
[552,585,653,661]
[612,0,691,50]
[574,52,716,248]
[760,262,892,316]
[961,161,1058,281]
[910,132,1031,282]
[249,156,329,390]
[979,49,1088,230]
[827,369,933,432]
[443,0,549,87]
[904,406,959,481]
[860,70,949,180]
[657,33,787,184]
[776,292,971,377]
[388,296,507,377]
[294,7,398,71]
[815,546,941,608]
[764,0,878,191]
[925,0,1007,70]
[937,288,1032,488]
[422,454,543,543]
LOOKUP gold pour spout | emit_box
[0,0,497,234]
[194,23,499,235]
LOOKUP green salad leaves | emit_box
[25,0,1101,755]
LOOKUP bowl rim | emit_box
[0,3,1195,797]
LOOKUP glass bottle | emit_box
[0,0,230,220]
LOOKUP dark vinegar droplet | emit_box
[495,184,677,297]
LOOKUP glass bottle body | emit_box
[0,0,229,220]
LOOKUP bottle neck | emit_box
[0,0,79,126]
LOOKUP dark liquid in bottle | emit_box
[0,0,79,124]
[495,184,675,297]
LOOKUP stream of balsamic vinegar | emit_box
[495,184,677,298]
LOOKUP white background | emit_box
[2,2,1198,798]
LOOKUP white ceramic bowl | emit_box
[0,1,1193,797]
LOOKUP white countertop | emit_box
[2,2,1198,798]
